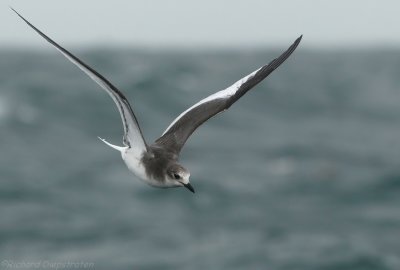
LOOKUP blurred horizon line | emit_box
[2,42,400,52]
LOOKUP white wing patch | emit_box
[162,67,261,135]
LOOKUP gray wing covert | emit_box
[155,35,302,154]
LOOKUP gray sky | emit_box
[3,0,400,49]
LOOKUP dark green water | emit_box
[0,48,399,270]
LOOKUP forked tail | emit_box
[98,137,128,152]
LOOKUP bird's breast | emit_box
[121,149,165,187]
[121,150,148,179]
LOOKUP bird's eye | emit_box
[173,173,181,179]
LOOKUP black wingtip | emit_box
[10,6,19,16]
[10,6,17,15]
[294,35,303,45]
[10,7,29,24]
[286,35,302,56]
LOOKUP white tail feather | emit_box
[98,137,127,152]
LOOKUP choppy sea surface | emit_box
[0,47,399,270]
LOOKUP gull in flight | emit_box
[13,8,302,193]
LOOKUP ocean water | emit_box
[0,48,399,270]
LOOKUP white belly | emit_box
[121,149,165,187]
[121,148,147,179]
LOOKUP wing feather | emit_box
[12,8,147,152]
[155,35,302,154]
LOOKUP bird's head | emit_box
[165,163,194,193]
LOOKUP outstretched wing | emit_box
[155,35,302,154]
[12,8,147,152]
